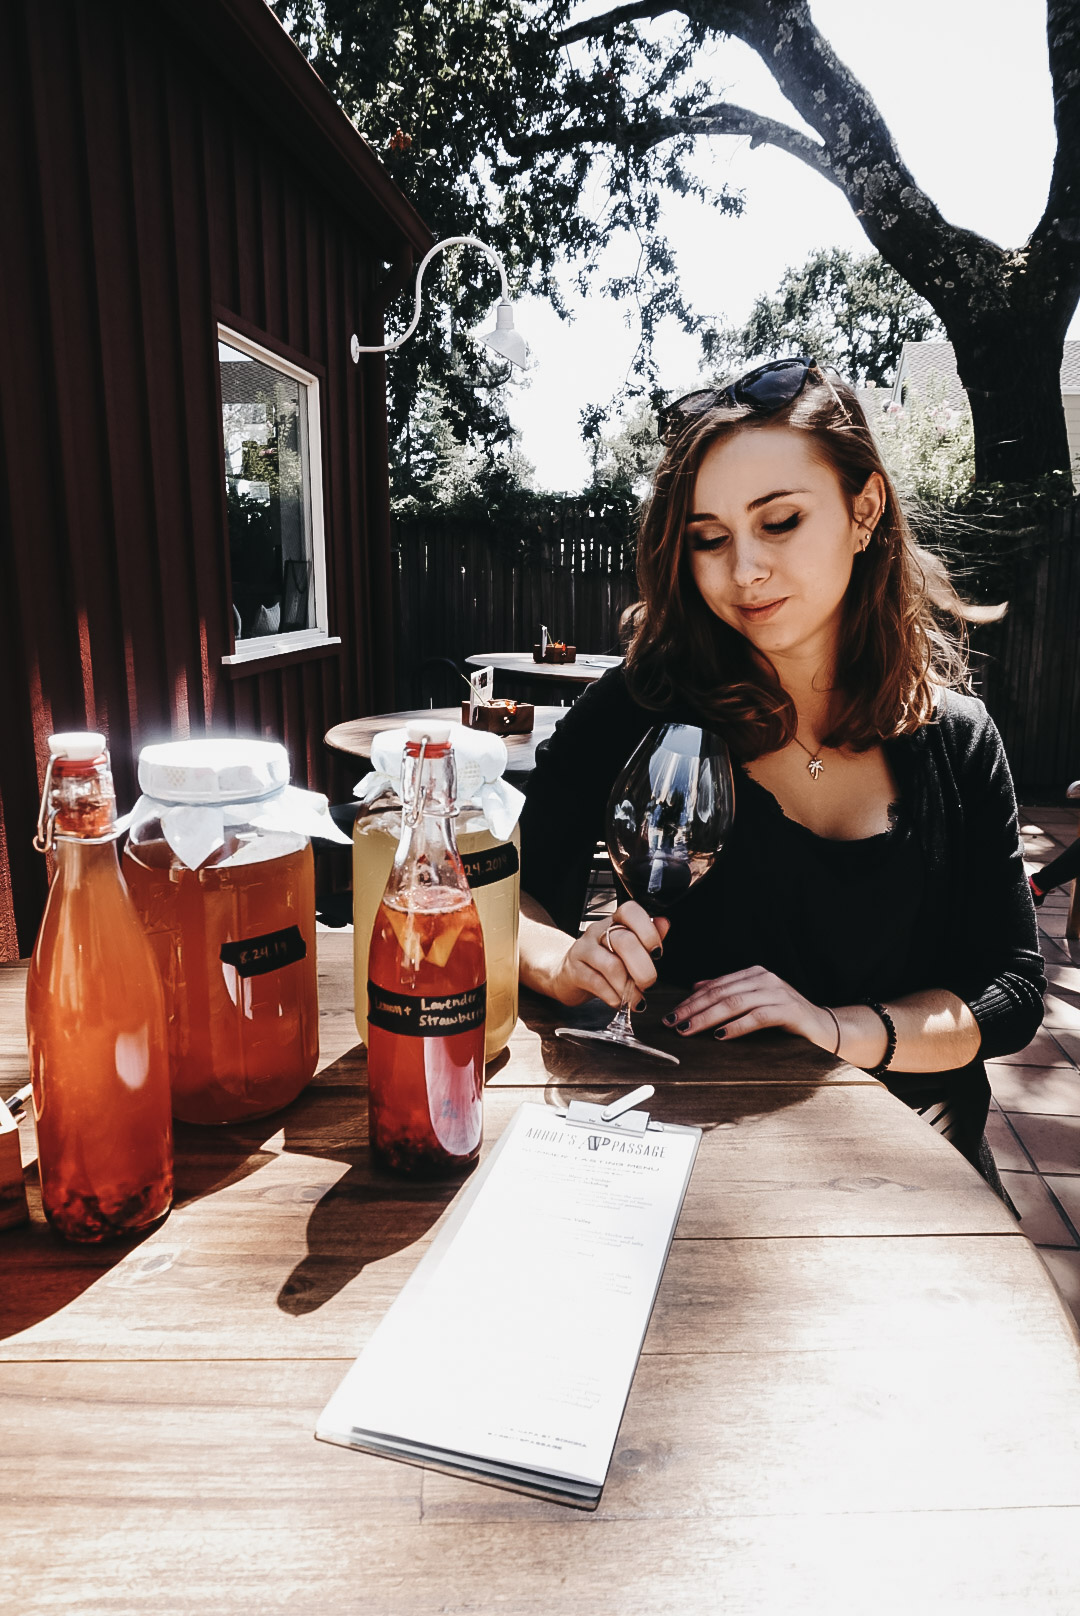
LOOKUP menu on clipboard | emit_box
[316,1098,701,1508]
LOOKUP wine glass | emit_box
[556,723,735,1065]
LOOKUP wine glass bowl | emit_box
[556,723,735,1064]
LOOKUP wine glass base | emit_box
[554,1027,680,1066]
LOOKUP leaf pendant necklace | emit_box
[793,734,825,780]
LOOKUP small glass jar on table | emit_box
[123,738,350,1125]
[352,723,523,1063]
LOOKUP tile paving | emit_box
[983,806,1080,1327]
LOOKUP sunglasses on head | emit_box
[656,356,819,446]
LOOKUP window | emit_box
[217,326,336,663]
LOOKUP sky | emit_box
[494,0,1071,493]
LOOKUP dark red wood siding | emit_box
[0,0,429,957]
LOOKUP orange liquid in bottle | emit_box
[122,837,318,1125]
[367,888,485,1174]
[27,760,173,1242]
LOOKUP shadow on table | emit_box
[0,1170,166,1340]
[0,1072,452,1339]
[0,1121,284,1341]
[517,989,836,1131]
[272,1065,467,1319]
[0,990,836,1340]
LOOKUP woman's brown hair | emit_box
[624,370,999,759]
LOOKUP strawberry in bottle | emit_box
[366,722,486,1174]
[26,733,173,1241]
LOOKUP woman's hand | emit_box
[662,964,838,1049]
[548,902,671,1009]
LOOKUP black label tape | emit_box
[368,981,486,1037]
[460,842,519,891]
[220,924,307,979]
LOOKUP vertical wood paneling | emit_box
[0,0,418,956]
[23,10,120,740]
[0,2,72,947]
[231,123,262,329]
[123,25,201,742]
[166,75,226,728]
[282,182,306,358]
[77,3,175,795]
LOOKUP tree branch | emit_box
[555,2,680,47]
[1029,0,1080,301]
[550,0,1006,314]
[504,100,835,182]
[690,1,1008,314]
[692,100,833,179]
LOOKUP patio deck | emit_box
[1003,806,1080,1325]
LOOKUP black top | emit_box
[519,668,1046,1068]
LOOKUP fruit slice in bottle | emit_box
[367,888,485,1174]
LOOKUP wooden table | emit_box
[4,938,1080,1613]
[466,650,621,688]
[325,705,564,775]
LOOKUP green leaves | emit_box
[275,2,1080,491]
[273,0,739,494]
[710,247,943,389]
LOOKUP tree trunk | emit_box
[943,328,1071,487]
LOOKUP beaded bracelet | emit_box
[864,1000,897,1078]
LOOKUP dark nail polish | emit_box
[675,1019,690,1032]
[651,946,663,960]
[635,997,646,1012]
[662,1012,677,1027]
[713,1027,727,1040]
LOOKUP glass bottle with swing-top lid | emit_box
[353,722,522,1062]
[27,732,173,1241]
[366,722,487,1174]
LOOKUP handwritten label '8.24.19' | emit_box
[459,842,518,891]
[220,925,307,979]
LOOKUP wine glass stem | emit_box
[607,978,637,1040]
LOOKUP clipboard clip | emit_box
[557,1084,658,1136]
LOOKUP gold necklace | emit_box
[792,733,826,780]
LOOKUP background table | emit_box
[465,650,621,689]
[4,937,1080,1613]
[325,704,564,777]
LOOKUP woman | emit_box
[518,359,1045,1186]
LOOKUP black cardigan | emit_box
[519,668,1045,1062]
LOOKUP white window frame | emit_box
[217,324,339,665]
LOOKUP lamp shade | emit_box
[479,300,528,370]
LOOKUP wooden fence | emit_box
[393,502,1080,794]
[392,513,637,708]
[974,498,1080,793]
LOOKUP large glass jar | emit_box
[352,724,522,1063]
[123,738,347,1125]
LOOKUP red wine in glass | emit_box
[556,723,735,1064]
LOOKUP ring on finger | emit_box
[600,924,631,955]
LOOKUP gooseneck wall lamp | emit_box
[349,235,528,370]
